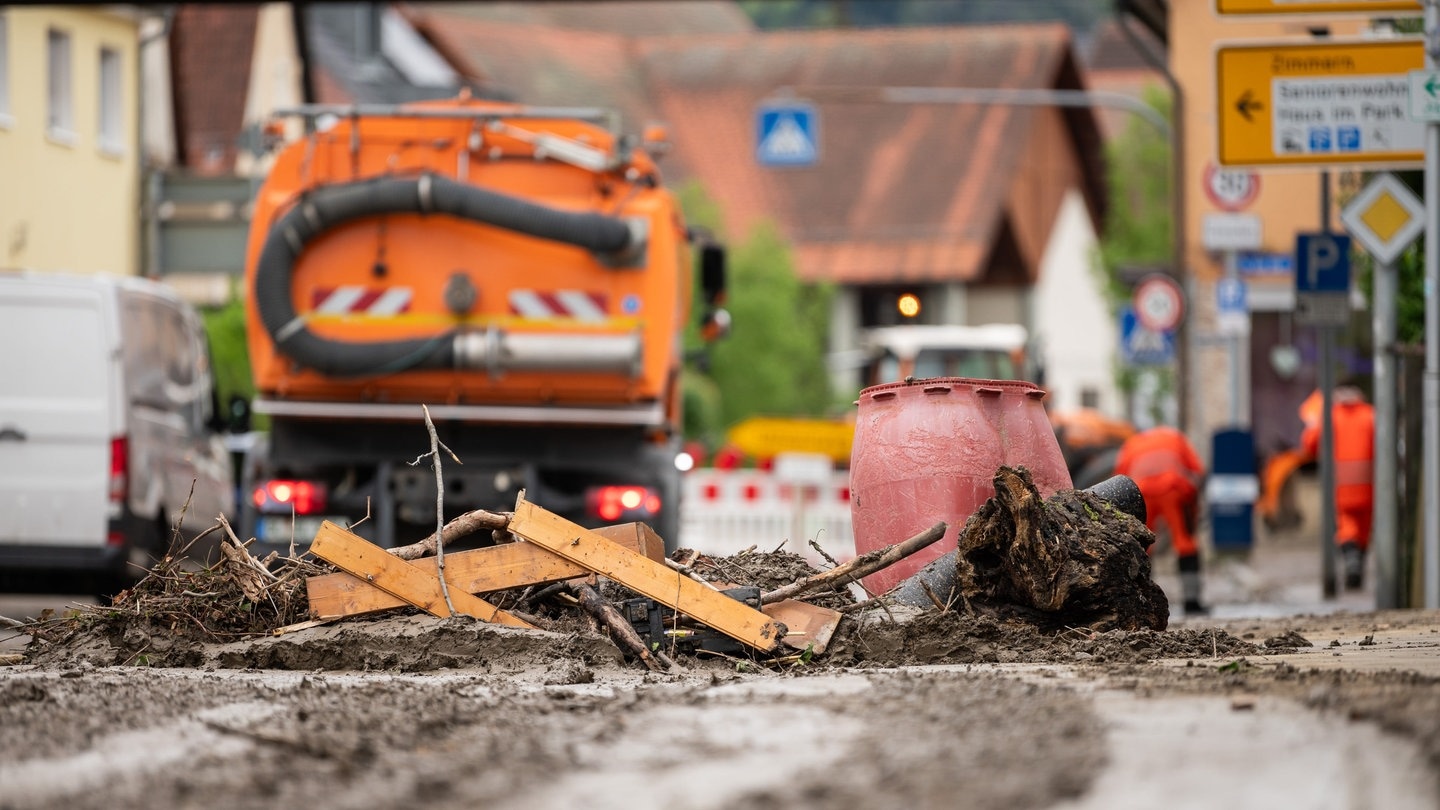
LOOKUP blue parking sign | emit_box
[756,101,819,167]
[1295,233,1351,292]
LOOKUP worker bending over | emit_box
[1301,383,1375,590]
[1115,426,1207,615]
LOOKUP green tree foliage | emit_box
[706,221,835,428]
[1093,86,1173,416]
[1096,87,1172,308]
[201,296,254,409]
[675,181,835,447]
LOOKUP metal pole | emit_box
[1425,0,1440,609]
[1320,171,1338,599]
[1374,257,1399,609]
[1226,250,1241,426]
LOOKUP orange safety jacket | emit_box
[1301,394,1375,510]
[1114,427,1205,557]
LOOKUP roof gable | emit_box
[420,13,1108,286]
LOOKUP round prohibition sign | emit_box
[1133,274,1184,333]
[1203,163,1260,212]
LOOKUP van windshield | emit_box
[879,348,1016,382]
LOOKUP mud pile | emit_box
[15,468,1250,674]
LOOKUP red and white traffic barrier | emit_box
[680,468,855,568]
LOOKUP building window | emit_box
[98,46,122,154]
[0,13,11,128]
[47,28,74,143]
[1080,387,1100,410]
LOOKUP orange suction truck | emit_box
[239,96,725,552]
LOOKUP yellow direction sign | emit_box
[725,417,854,462]
[1216,0,1420,14]
[1217,39,1425,168]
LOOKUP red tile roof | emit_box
[169,5,261,175]
[420,14,1108,286]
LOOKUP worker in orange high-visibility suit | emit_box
[1301,384,1375,590]
[1115,426,1207,615]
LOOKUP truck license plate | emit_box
[256,515,338,546]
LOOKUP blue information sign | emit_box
[1119,306,1175,366]
[756,101,819,168]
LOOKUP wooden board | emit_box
[306,522,665,620]
[763,600,842,654]
[309,521,535,628]
[508,498,785,653]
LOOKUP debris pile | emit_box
[16,518,326,666]
[10,467,1255,673]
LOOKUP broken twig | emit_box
[760,521,947,605]
[413,405,461,617]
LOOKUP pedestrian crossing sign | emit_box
[756,100,819,167]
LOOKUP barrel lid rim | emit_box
[858,377,1045,399]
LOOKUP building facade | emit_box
[0,7,142,277]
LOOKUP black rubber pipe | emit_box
[886,474,1147,607]
[254,173,636,378]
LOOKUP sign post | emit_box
[1205,214,1261,427]
[1296,230,1351,598]
[1216,39,1426,168]
[1423,1,1440,610]
[1342,172,1425,609]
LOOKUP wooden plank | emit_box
[306,522,663,620]
[309,521,535,629]
[508,498,785,652]
[763,600,842,654]
[591,521,669,564]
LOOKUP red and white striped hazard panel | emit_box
[311,287,413,316]
[508,290,608,322]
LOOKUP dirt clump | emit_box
[824,607,1257,668]
[954,466,1169,633]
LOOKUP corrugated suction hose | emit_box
[254,173,637,378]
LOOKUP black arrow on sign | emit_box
[1235,90,1263,123]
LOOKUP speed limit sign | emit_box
[1133,274,1184,333]
[1203,163,1260,212]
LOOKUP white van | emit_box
[0,272,235,596]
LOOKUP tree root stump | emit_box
[954,466,1169,632]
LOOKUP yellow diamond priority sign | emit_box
[1340,172,1425,265]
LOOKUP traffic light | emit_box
[897,292,921,319]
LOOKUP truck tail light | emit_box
[587,485,661,522]
[108,436,128,513]
[252,480,328,515]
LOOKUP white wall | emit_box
[1032,189,1120,417]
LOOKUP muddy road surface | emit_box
[4,605,1440,810]
[5,470,1440,810]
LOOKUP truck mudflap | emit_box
[254,172,646,379]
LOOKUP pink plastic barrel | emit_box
[849,377,1073,595]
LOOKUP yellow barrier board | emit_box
[726,417,854,462]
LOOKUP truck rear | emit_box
[241,97,722,552]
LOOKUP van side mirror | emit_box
[227,395,253,434]
[700,244,726,308]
